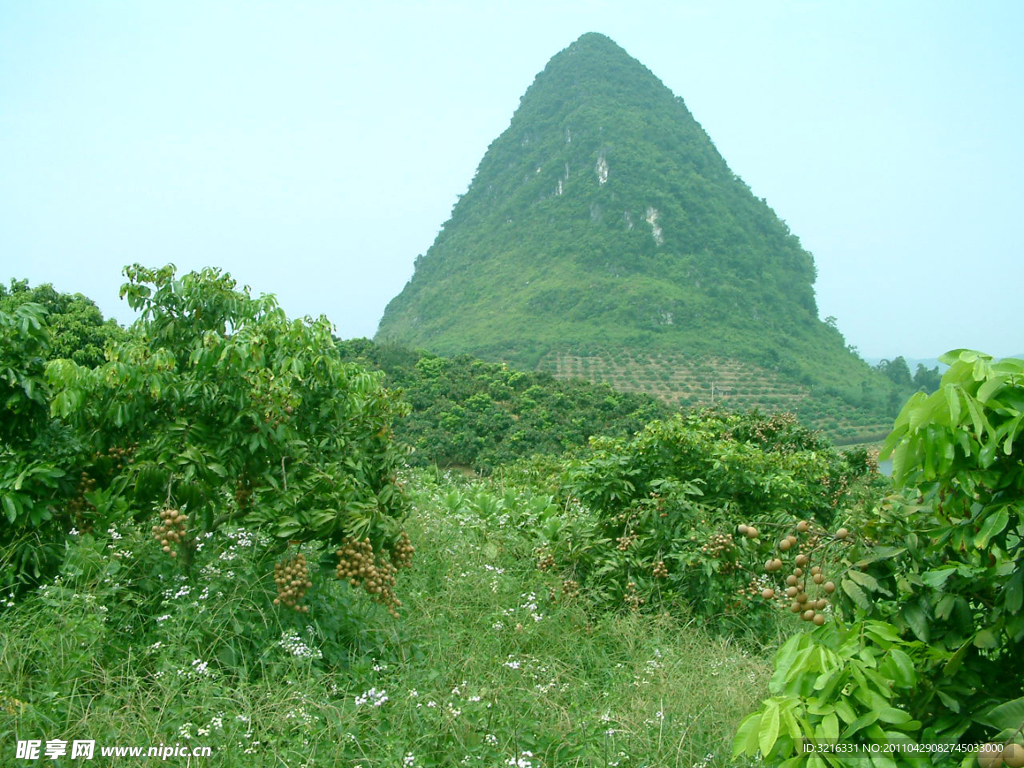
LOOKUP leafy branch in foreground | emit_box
[45,264,414,616]
[735,351,1024,766]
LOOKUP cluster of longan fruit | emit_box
[978,740,1024,767]
[390,531,415,570]
[274,552,312,612]
[616,533,638,552]
[153,508,188,558]
[701,532,736,557]
[653,560,669,579]
[69,471,98,529]
[536,551,556,572]
[96,443,135,470]
[234,482,253,510]
[335,537,403,618]
[758,519,843,625]
[624,581,645,610]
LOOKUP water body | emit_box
[878,458,893,477]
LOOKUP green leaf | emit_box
[846,569,883,593]
[877,707,912,725]
[275,516,302,539]
[821,711,839,740]
[834,699,857,725]
[975,697,1024,731]
[974,508,1009,549]
[840,709,880,739]
[901,600,930,642]
[759,700,781,757]
[2,495,18,524]
[973,628,999,649]
[732,712,762,758]
[936,690,961,713]
[1004,567,1023,614]
[922,567,957,588]
[842,579,872,612]
[942,638,966,679]
[886,649,916,688]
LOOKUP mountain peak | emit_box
[376,35,893,440]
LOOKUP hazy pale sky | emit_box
[2,1,1021,360]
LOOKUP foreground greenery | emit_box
[736,351,1024,766]
[1,469,774,767]
[3,270,1021,767]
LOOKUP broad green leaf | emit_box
[936,690,961,713]
[1002,413,1022,453]
[935,593,957,620]
[759,700,781,757]
[732,712,761,757]
[275,516,302,539]
[886,648,916,688]
[901,601,930,642]
[782,707,802,741]
[834,699,857,725]
[2,495,18,524]
[846,569,883,593]
[922,567,957,588]
[864,621,902,643]
[842,579,872,612]
[975,697,1024,731]
[868,753,899,768]
[821,711,839,740]
[877,707,912,725]
[977,373,1006,404]
[840,709,880,739]
[973,628,999,649]
[974,508,1008,549]
[945,385,963,425]
[1003,567,1024,614]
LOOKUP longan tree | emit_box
[46,265,414,613]
[735,351,1024,766]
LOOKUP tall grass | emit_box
[0,472,772,766]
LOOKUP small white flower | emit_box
[354,688,388,707]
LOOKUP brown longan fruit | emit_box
[977,744,1003,768]
[1002,744,1024,768]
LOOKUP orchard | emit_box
[3,265,414,622]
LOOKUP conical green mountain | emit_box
[378,33,897,440]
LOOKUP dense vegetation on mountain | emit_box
[337,339,669,471]
[376,33,916,440]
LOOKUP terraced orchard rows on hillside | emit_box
[542,350,890,443]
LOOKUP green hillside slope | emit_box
[377,32,905,438]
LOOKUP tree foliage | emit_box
[512,409,875,625]
[735,350,1024,765]
[0,278,126,367]
[3,267,414,621]
[337,339,669,472]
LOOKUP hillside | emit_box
[376,32,904,437]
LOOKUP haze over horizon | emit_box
[2,2,1021,361]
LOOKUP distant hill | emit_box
[377,32,916,442]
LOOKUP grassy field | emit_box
[0,471,782,767]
